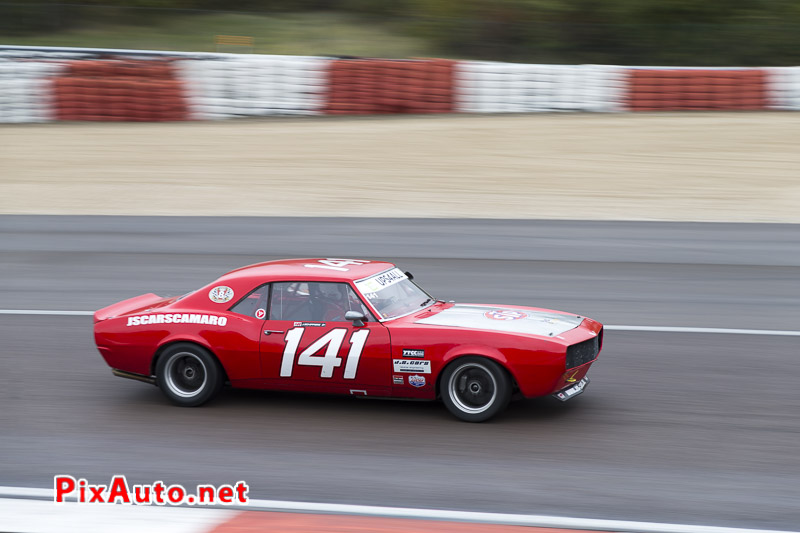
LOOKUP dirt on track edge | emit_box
[1,112,798,222]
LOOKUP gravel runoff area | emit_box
[1,112,798,221]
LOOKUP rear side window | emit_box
[230,285,269,319]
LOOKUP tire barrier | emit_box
[1,46,800,123]
[627,69,767,111]
[325,59,454,115]
[0,60,60,123]
[177,55,327,119]
[767,67,800,110]
[455,62,626,113]
[53,59,188,121]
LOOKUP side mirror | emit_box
[345,310,366,327]
[405,271,414,280]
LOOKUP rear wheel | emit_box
[441,357,512,422]
[155,343,223,407]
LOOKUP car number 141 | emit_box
[280,327,370,379]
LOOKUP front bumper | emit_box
[552,377,589,401]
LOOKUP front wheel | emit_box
[155,343,224,407]
[440,357,512,422]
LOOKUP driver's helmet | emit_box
[310,283,344,301]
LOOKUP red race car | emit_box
[94,258,602,422]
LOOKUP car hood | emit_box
[414,304,583,337]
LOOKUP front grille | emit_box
[566,332,601,369]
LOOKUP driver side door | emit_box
[259,281,392,396]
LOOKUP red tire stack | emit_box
[627,69,768,111]
[53,59,188,122]
[325,58,454,115]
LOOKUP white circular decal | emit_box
[485,309,528,321]
[208,286,234,304]
[255,308,266,320]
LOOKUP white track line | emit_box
[605,325,800,336]
[0,487,51,498]
[0,488,796,533]
[2,309,800,337]
[243,499,799,533]
[0,498,233,533]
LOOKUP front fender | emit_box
[439,344,521,390]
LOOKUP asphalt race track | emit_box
[1,216,799,530]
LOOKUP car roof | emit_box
[217,258,396,284]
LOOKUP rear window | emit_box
[230,285,269,319]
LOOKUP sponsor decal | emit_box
[254,308,266,320]
[209,286,234,304]
[126,314,228,327]
[355,268,407,295]
[392,375,404,385]
[484,309,528,321]
[408,375,426,388]
[371,269,405,287]
[293,321,326,327]
[393,359,431,374]
[402,349,425,358]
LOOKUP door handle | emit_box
[263,330,284,336]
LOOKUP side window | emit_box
[230,284,269,319]
[270,282,374,322]
[270,282,310,321]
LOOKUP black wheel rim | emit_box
[164,352,207,398]
[448,363,497,414]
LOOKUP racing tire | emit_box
[155,343,224,407]
[440,357,512,422]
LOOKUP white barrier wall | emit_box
[177,55,329,119]
[767,67,800,110]
[455,62,627,113]
[0,60,60,123]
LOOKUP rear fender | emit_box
[150,336,221,378]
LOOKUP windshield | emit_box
[354,268,434,320]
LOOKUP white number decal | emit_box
[280,328,370,379]
[281,328,304,377]
[297,328,346,378]
[303,258,370,272]
[344,329,370,379]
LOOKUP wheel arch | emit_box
[150,338,228,382]
[435,351,519,400]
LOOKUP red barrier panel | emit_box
[627,69,768,111]
[325,58,454,115]
[52,60,188,122]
